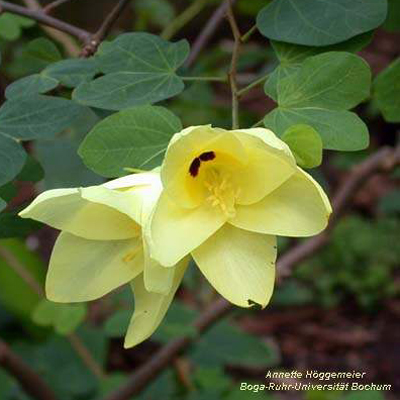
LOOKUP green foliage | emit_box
[373,58,400,122]
[45,58,98,88]
[378,189,400,215]
[0,239,45,320]
[256,0,387,46]
[5,73,59,99]
[0,13,35,41]
[0,211,42,239]
[0,134,26,186]
[282,124,323,168]
[73,33,190,110]
[16,155,45,183]
[0,198,5,212]
[264,52,370,151]
[296,216,400,309]
[190,320,280,367]
[32,299,87,335]
[104,309,132,337]
[134,0,175,29]
[79,105,182,177]
[265,32,373,100]
[34,107,103,189]
[383,0,400,31]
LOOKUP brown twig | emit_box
[226,0,241,129]
[0,339,59,400]
[80,0,131,57]
[185,0,237,68]
[21,0,80,56]
[43,0,74,14]
[0,1,90,42]
[102,146,400,400]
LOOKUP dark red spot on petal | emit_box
[189,158,201,177]
[199,151,216,161]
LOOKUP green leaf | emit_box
[45,58,98,88]
[79,105,182,177]
[264,108,369,151]
[24,38,62,65]
[265,32,373,100]
[0,13,21,41]
[104,310,132,337]
[32,299,87,335]
[0,212,42,239]
[378,190,400,215]
[0,238,45,320]
[276,52,371,109]
[190,321,280,368]
[134,0,175,29]
[16,155,44,183]
[0,94,87,140]
[264,52,371,151]
[373,58,400,122]
[282,124,323,168]
[0,198,5,212]
[73,33,190,110]
[34,108,103,189]
[153,301,198,344]
[0,134,26,186]
[256,0,387,46]
[383,0,400,31]
[5,74,59,99]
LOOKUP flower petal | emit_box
[192,224,276,308]
[19,188,139,240]
[161,125,247,208]
[230,167,332,237]
[149,191,226,266]
[46,232,143,302]
[231,129,296,205]
[143,240,175,295]
[124,257,188,348]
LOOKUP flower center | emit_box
[203,168,239,218]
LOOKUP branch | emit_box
[0,338,59,400]
[185,0,237,68]
[227,0,241,129]
[81,0,131,57]
[102,145,400,400]
[43,0,74,14]
[0,1,91,43]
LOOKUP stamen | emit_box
[122,245,141,263]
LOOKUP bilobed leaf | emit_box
[0,134,26,186]
[5,74,58,99]
[282,124,323,168]
[277,52,371,109]
[45,58,98,88]
[0,94,87,140]
[73,33,190,110]
[256,0,387,46]
[0,212,42,239]
[264,52,371,151]
[265,33,373,100]
[383,0,400,31]
[373,58,400,122]
[78,105,182,177]
[264,108,369,151]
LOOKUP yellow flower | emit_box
[148,126,332,308]
[19,172,188,348]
